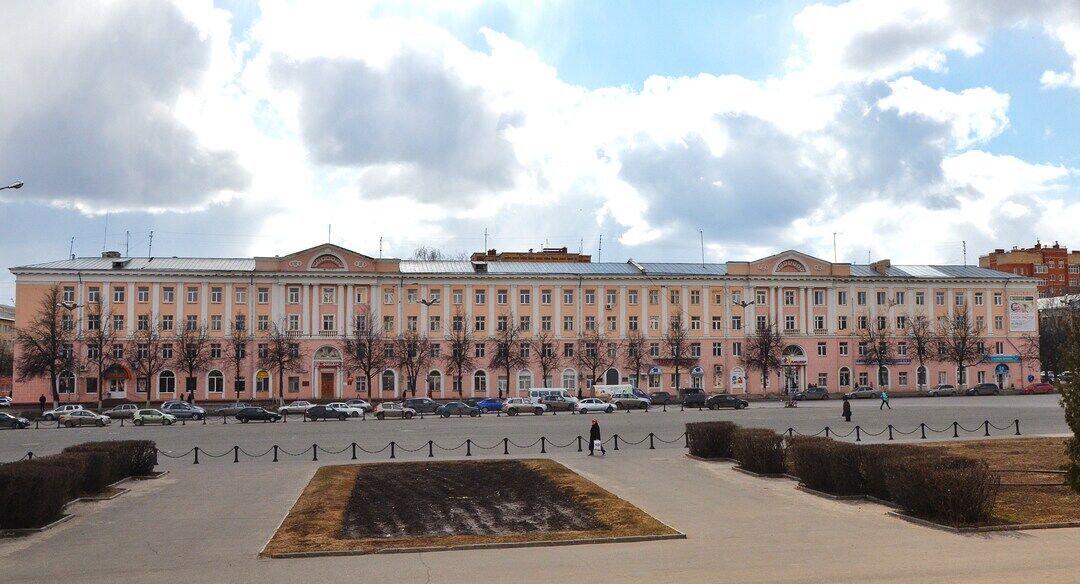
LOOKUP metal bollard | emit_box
[351,442,357,460]
[222,412,227,425]
[541,437,547,454]
[649,432,655,450]
[193,447,200,465]
[282,411,287,423]
[428,440,434,458]
[27,452,34,461]
[466,439,472,457]
[855,426,861,442]
[824,426,830,438]
[35,419,40,429]
[273,445,279,462]
[202,414,206,425]
[312,444,318,462]
[613,434,620,451]
[182,417,186,426]
[684,432,689,448]
[680,403,684,412]
[420,411,424,420]
[920,423,926,439]
[552,409,556,416]
[887,425,894,440]
[984,420,990,437]
[390,441,396,459]
[503,437,509,455]
[1014,419,1021,436]
[119,417,123,427]
[787,428,794,437]
[953,421,959,438]
[578,436,583,452]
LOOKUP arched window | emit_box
[158,371,176,394]
[381,370,396,393]
[561,369,577,390]
[208,370,224,393]
[255,370,270,392]
[839,367,851,387]
[878,366,890,387]
[57,371,76,394]
[917,366,927,387]
[473,371,487,394]
[517,370,533,391]
[427,370,442,393]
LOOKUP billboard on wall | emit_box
[730,367,746,391]
[1008,295,1037,332]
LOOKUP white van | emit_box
[527,388,578,405]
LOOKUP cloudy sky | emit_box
[2,0,1079,302]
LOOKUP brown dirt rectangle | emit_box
[913,437,1080,525]
[261,459,680,557]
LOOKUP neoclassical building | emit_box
[8,244,1040,404]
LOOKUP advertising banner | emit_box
[1008,295,1036,332]
[730,366,746,391]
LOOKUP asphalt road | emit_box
[0,394,1067,463]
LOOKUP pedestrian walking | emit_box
[39,394,47,411]
[589,418,605,456]
[186,391,194,404]
[842,395,852,423]
[879,389,891,410]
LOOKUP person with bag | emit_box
[589,418,605,456]
[879,389,891,410]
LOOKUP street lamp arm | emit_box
[0,181,24,191]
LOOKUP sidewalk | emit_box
[1,450,1078,583]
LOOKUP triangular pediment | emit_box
[256,244,379,272]
[748,250,833,276]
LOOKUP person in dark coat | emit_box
[589,418,605,456]
[186,391,194,404]
[842,395,852,422]
[39,394,47,411]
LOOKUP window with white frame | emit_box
[211,287,222,303]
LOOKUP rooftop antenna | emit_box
[484,228,488,250]
[69,236,75,259]
[379,236,383,259]
[699,230,705,267]
[598,234,603,262]
[125,230,130,256]
[102,213,109,252]
[962,240,967,266]
[833,232,843,263]
[867,250,871,264]
[148,230,154,258]
[579,238,583,254]
[328,224,331,243]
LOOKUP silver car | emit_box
[278,400,315,414]
[104,404,139,419]
[923,384,955,397]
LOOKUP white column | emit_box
[224,283,233,332]
[337,284,345,335]
[301,285,310,334]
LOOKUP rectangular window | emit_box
[322,315,335,332]
[915,292,925,305]
[137,287,149,303]
[668,290,679,305]
[895,291,905,305]
[607,289,619,306]
[837,291,847,305]
[814,315,825,330]
[628,290,638,305]
[993,292,1003,306]
[994,316,1003,330]
[898,372,908,386]
[251,287,266,304]
[857,291,867,305]
[287,314,300,331]
[858,342,868,356]
[974,292,983,306]
[406,289,418,303]
[583,289,596,305]
[955,293,964,306]
[63,286,75,302]
[784,315,796,331]
[563,316,574,331]
[475,289,487,304]
[407,316,418,331]
[474,316,485,331]
[649,317,659,331]
[429,316,441,332]
[496,289,508,304]
[584,316,596,331]
[689,290,700,305]
[564,343,575,358]
[521,315,532,331]
[732,341,742,357]
[113,315,125,331]
[839,342,848,356]
[540,289,551,304]
[690,343,701,358]
[186,287,198,303]
[452,290,463,304]
[235,287,247,304]
[474,343,486,359]
[995,341,1004,354]
[714,292,724,305]
[712,342,723,357]
[857,316,868,330]
[897,342,908,356]
[541,315,552,331]
[784,290,796,305]
[114,287,126,303]
[690,316,701,331]
[185,315,197,330]
[288,287,300,304]
[877,316,887,330]
[756,315,767,331]
[606,316,617,331]
[382,315,394,332]
[648,290,659,305]
[87,315,101,330]
[384,289,395,304]
[837,315,848,330]
[818,373,828,387]
[730,315,743,330]
[756,290,767,305]
[321,287,334,304]
[211,287,222,303]
[258,343,268,359]
[813,290,825,305]
[711,316,723,331]
[935,291,945,305]
[258,315,269,331]
[288,377,300,394]
[210,343,222,359]
[649,342,660,358]
[519,289,531,305]
[88,287,100,302]
[817,342,826,356]
[876,291,886,305]
[161,315,173,331]
[161,344,173,359]
[210,315,222,331]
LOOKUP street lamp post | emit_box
[0,181,24,191]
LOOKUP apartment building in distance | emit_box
[980,241,1080,298]
[8,244,1040,405]
[0,304,14,395]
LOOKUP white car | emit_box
[43,404,84,421]
[577,398,616,414]
[374,402,416,420]
[0,397,12,408]
[278,400,315,414]
[502,398,546,416]
[326,402,366,418]
[345,399,373,412]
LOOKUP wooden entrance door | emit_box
[320,372,335,399]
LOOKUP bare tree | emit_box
[939,313,988,389]
[741,319,784,395]
[663,312,694,395]
[622,329,649,390]
[533,328,562,388]
[905,313,937,389]
[857,314,896,388]
[15,285,77,406]
[84,294,117,410]
[412,246,466,261]
[342,318,389,399]
[575,326,619,397]
[396,329,432,398]
[174,322,211,400]
[441,309,474,397]
[0,339,12,379]
[224,323,252,401]
[258,319,307,404]
[489,311,527,399]
[127,319,169,407]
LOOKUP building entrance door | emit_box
[320,371,335,400]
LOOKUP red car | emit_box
[1021,383,1055,395]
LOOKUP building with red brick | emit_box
[980,241,1080,298]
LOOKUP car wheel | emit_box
[44,414,54,421]
[240,418,249,423]
[133,419,143,426]
[405,412,414,419]
[442,413,450,418]
[507,409,517,416]
[580,409,588,415]
[993,390,1000,395]
[376,413,384,420]
[534,408,543,415]
[97,419,106,426]
[338,415,347,421]
[470,411,479,417]
[64,421,74,428]
[709,404,718,410]
[605,406,614,413]
[164,419,172,425]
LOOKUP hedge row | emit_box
[0,440,156,529]
[687,423,1001,526]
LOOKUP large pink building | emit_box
[8,244,1040,405]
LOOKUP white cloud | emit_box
[877,77,1010,148]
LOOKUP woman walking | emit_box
[589,418,606,456]
[842,395,852,423]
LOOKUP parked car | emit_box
[577,398,616,414]
[681,390,708,408]
[921,384,956,397]
[845,386,879,399]
[42,404,84,421]
[60,410,111,427]
[215,402,254,416]
[706,394,749,410]
[305,405,348,421]
[345,399,374,413]
[648,391,673,405]
[794,386,829,400]
[132,409,177,426]
[326,402,366,418]
[0,412,30,429]
[475,398,504,412]
[1021,382,1055,395]
[0,397,12,408]
[966,383,1000,396]
[436,402,480,417]
[503,397,545,416]
[161,402,205,420]
[611,393,650,410]
[536,395,574,412]
[104,404,139,419]
[235,407,282,423]
[403,398,440,414]
[278,400,315,414]
[374,402,416,420]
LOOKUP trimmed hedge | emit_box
[0,464,74,529]
[686,421,739,459]
[855,444,932,501]
[884,456,1000,526]
[732,428,785,475]
[63,440,157,483]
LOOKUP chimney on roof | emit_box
[870,259,891,274]
[995,249,1004,254]
[102,251,121,258]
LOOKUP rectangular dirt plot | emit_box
[262,459,683,557]
[342,460,604,538]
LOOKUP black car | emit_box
[706,394,749,410]
[305,405,348,421]
[435,402,480,417]
[463,398,483,408]
[0,412,30,429]
[235,407,282,423]
[403,398,440,414]
[794,386,829,400]
[681,390,708,408]
[966,383,1001,396]
[649,391,673,405]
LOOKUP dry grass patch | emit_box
[262,459,680,557]
[915,438,1080,525]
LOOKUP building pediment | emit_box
[727,250,849,277]
[255,244,389,273]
